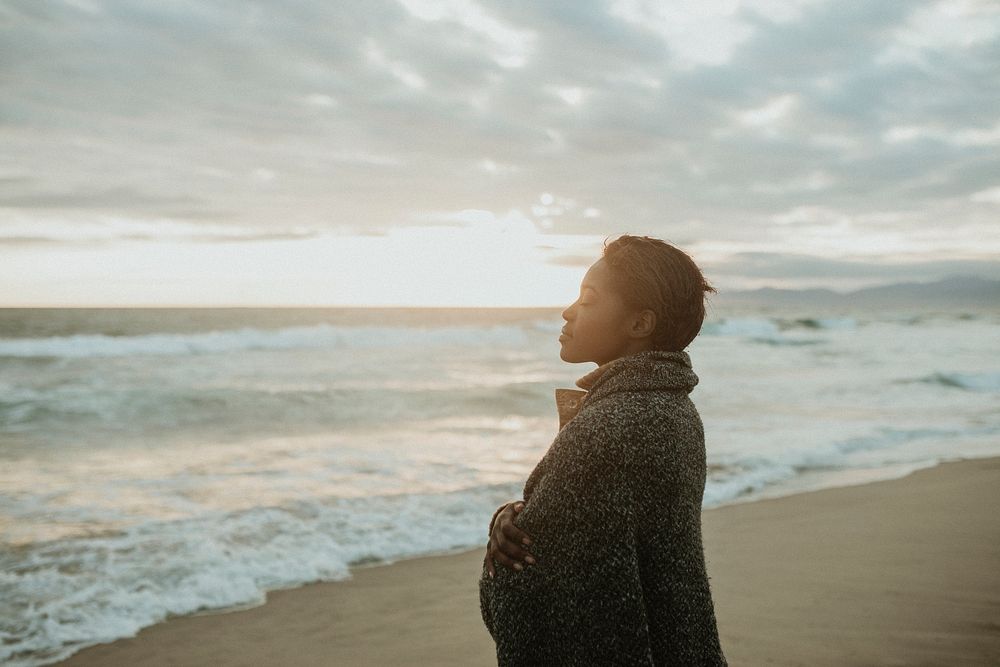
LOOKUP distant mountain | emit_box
[713,275,1000,311]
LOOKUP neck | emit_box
[593,339,655,366]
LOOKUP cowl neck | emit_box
[576,349,698,397]
[554,350,698,429]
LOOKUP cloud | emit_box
[1,0,998,294]
[701,251,1000,290]
[0,186,204,210]
[0,217,321,245]
[708,251,1000,279]
[971,185,1000,204]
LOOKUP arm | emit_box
[633,408,727,666]
[484,501,534,579]
[487,501,511,535]
[481,426,655,665]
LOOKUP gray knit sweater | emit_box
[479,349,727,666]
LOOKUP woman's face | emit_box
[559,258,650,366]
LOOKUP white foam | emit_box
[927,371,1000,392]
[702,423,1000,509]
[529,319,563,333]
[0,485,521,667]
[702,317,781,338]
[813,316,857,330]
[0,323,530,358]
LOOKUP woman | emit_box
[478,235,727,666]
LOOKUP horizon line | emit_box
[1,274,995,309]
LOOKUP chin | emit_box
[559,342,583,363]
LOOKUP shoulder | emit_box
[581,390,699,433]
[579,391,705,465]
[555,394,653,470]
[565,395,642,445]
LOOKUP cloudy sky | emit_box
[2,0,999,306]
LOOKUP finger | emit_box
[485,541,496,578]
[497,535,537,566]
[501,519,533,548]
[496,534,532,562]
[491,547,523,571]
[499,501,524,523]
[500,547,534,565]
[499,546,533,567]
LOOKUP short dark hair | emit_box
[601,234,716,352]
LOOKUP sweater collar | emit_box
[576,349,698,397]
[554,349,699,429]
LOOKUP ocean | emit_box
[2,305,998,665]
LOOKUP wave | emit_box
[785,316,857,330]
[700,317,826,346]
[703,424,1000,507]
[915,372,1000,392]
[529,319,563,333]
[701,317,780,338]
[0,323,531,359]
[748,337,822,347]
[0,484,520,667]
[0,381,555,434]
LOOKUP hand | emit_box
[483,501,536,578]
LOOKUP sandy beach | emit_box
[57,456,1000,666]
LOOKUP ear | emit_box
[629,309,656,338]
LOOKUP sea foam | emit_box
[0,323,530,358]
[0,484,520,667]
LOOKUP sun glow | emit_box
[0,214,604,307]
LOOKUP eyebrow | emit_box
[581,284,599,293]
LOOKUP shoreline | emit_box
[53,455,1000,666]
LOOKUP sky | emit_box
[1,0,999,306]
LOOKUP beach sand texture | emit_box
[57,456,1000,666]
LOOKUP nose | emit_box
[561,302,575,322]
